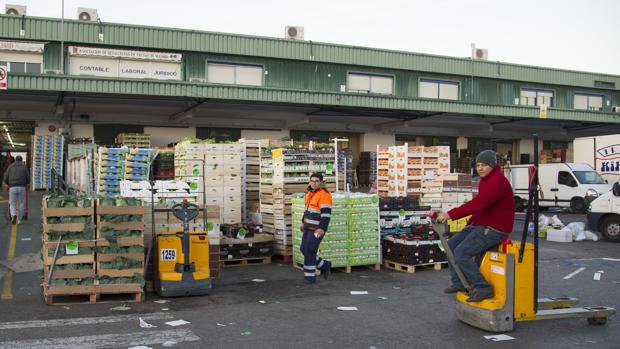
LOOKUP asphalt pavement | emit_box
[0,192,618,349]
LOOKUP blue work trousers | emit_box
[447,225,504,291]
[300,230,326,278]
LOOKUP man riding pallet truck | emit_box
[433,140,615,332]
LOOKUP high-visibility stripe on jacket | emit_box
[302,188,332,231]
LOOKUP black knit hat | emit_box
[310,173,324,181]
[475,150,497,167]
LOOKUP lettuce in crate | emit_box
[98,273,145,286]
[55,263,93,270]
[100,227,142,241]
[50,277,95,286]
[100,256,143,270]
[97,244,143,254]
[46,223,95,240]
[47,245,94,257]
[46,195,91,208]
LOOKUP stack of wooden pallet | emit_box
[116,133,151,148]
[239,139,268,219]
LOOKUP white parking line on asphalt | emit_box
[0,328,200,349]
[563,267,586,280]
[0,312,173,330]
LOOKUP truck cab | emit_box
[587,182,620,242]
[506,163,611,213]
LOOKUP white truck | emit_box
[587,182,620,242]
[573,134,620,184]
[505,163,611,213]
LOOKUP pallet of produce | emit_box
[42,243,97,305]
[42,195,95,242]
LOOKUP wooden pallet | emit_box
[293,261,380,274]
[43,283,144,305]
[271,254,293,263]
[219,256,271,267]
[383,260,447,274]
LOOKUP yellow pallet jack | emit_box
[432,136,615,332]
[151,200,211,297]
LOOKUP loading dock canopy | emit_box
[1,90,619,141]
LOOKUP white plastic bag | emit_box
[538,215,551,228]
[551,215,564,227]
[566,222,586,241]
[584,230,601,241]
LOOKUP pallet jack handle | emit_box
[517,134,540,313]
[171,200,200,271]
[429,211,472,292]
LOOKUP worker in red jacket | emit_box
[437,150,515,302]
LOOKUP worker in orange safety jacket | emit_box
[299,173,333,284]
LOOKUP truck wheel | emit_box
[514,197,524,212]
[600,215,620,242]
[570,198,587,214]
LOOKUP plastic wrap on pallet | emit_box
[31,135,64,190]
[292,192,380,268]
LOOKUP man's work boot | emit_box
[11,216,17,225]
[443,285,466,294]
[304,276,317,284]
[321,261,332,280]
[466,288,494,302]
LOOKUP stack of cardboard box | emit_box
[174,142,245,225]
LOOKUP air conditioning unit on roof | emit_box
[77,8,98,22]
[5,4,26,16]
[285,26,304,40]
[472,48,488,60]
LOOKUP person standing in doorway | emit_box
[3,155,29,224]
[299,173,333,284]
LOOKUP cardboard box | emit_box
[206,175,223,187]
[547,229,573,243]
[442,192,458,203]
[457,192,473,203]
[223,186,242,196]
[223,174,242,186]
[223,154,243,163]
[205,187,223,197]
[441,203,459,212]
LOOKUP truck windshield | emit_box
[573,171,606,184]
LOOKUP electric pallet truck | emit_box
[431,135,615,332]
[151,200,211,297]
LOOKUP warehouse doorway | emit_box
[0,120,35,181]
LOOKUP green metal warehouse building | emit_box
[1,8,620,170]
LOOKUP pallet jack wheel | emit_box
[587,317,607,326]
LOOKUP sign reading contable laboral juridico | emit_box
[67,46,182,81]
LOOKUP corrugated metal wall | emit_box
[2,14,619,89]
[3,15,620,124]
